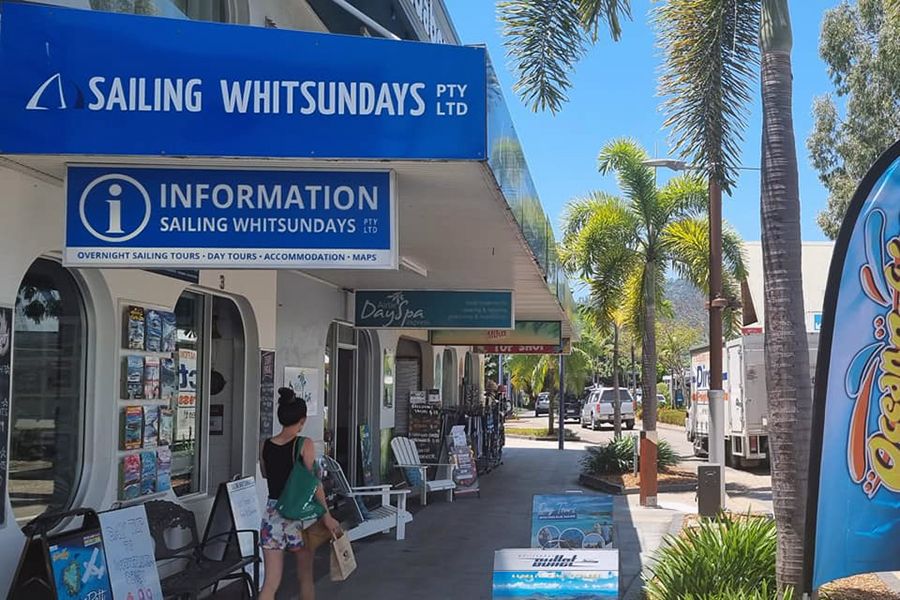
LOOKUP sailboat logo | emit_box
[26,73,69,110]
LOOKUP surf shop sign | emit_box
[806,140,900,591]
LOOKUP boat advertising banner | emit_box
[354,290,513,329]
[531,494,615,550]
[807,140,900,589]
[0,2,487,160]
[492,549,619,599]
[64,166,396,269]
[430,320,561,346]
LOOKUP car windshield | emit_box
[599,389,632,403]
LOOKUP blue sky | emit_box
[444,0,840,243]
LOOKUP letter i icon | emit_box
[106,183,124,234]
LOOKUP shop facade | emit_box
[0,1,573,594]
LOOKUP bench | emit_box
[321,455,413,542]
[390,436,456,506]
[144,499,260,599]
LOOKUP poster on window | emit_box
[259,349,275,439]
[383,349,395,409]
[284,367,320,417]
[0,306,12,527]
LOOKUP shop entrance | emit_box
[394,339,423,436]
[325,323,377,486]
[207,296,245,488]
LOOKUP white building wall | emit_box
[0,165,281,595]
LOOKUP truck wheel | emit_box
[625,420,635,430]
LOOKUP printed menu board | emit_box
[98,505,163,600]
[408,402,441,462]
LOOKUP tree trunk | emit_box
[640,262,659,506]
[613,324,622,439]
[760,0,812,591]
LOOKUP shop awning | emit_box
[0,2,574,338]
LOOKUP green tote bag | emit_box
[275,436,326,521]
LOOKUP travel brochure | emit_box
[48,529,114,600]
[123,304,177,353]
[122,406,142,450]
[119,446,171,500]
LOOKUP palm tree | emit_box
[500,0,810,591]
[656,0,811,590]
[560,138,746,503]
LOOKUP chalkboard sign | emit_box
[408,402,442,462]
[99,505,164,600]
[259,350,275,439]
[449,426,480,497]
[0,306,11,526]
[359,424,375,487]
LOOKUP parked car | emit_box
[581,387,635,430]
[534,392,551,416]
[563,394,581,421]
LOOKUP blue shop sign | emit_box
[354,290,513,329]
[65,166,396,269]
[0,2,486,160]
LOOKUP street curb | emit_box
[580,473,697,496]
[620,511,685,600]
[878,572,900,594]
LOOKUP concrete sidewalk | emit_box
[255,438,684,599]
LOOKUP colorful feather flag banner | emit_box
[807,140,900,590]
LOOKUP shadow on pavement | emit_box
[220,442,657,600]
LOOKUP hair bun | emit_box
[277,387,297,405]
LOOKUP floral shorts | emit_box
[260,499,310,551]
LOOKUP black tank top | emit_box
[263,438,301,499]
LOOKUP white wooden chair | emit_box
[390,436,456,506]
[321,455,413,542]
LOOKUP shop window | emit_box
[171,291,204,496]
[88,0,231,22]
[10,259,86,521]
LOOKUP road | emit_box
[508,413,773,513]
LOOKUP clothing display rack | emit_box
[439,387,505,475]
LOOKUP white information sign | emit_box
[99,505,164,600]
[226,477,265,587]
[492,549,619,599]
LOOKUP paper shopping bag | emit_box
[329,529,357,581]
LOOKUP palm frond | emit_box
[499,0,587,113]
[499,0,633,113]
[657,172,708,220]
[578,0,632,41]
[655,0,760,192]
[597,138,658,231]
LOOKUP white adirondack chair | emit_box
[321,455,413,542]
[390,436,456,506]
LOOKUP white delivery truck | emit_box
[687,332,819,468]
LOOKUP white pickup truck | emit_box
[580,386,636,431]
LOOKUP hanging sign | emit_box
[64,166,396,269]
[0,2,487,160]
[492,549,619,599]
[354,290,513,329]
[431,320,561,346]
[806,140,900,590]
[473,344,563,355]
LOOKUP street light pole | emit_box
[558,353,565,450]
[708,176,727,507]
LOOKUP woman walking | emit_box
[259,388,340,600]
